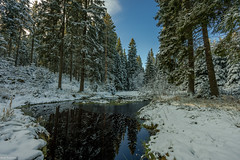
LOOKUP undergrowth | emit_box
[1,98,14,121]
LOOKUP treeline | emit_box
[146,0,240,97]
[0,0,144,92]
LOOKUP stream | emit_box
[29,101,150,160]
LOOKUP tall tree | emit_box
[121,49,128,90]
[155,0,185,84]
[58,0,66,89]
[194,1,219,96]
[103,13,117,84]
[79,0,106,91]
[30,0,39,64]
[144,49,156,85]
[36,0,62,72]
[127,38,138,90]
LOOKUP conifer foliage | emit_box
[154,0,240,97]
[0,0,145,92]
[144,49,156,85]
[127,38,142,91]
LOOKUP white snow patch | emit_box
[139,102,240,160]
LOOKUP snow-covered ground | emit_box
[0,58,142,160]
[1,57,239,160]
[139,100,240,160]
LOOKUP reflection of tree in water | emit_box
[126,118,138,155]
[45,107,141,160]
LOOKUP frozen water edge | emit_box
[139,100,240,160]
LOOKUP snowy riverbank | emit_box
[139,99,240,160]
[0,58,144,160]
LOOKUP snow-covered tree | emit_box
[0,0,32,63]
[121,49,128,90]
[79,0,106,92]
[36,0,62,72]
[103,13,117,83]
[144,49,156,85]
[127,38,139,90]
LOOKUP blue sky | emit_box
[105,0,159,67]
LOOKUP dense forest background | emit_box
[0,0,239,97]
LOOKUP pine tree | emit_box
[58,0,66,89]
[103,13,117,84]
[30,1,39,64]
[0,0,19,57]
[66,0,84,82]
[113,52,123,90]
[195,1,219,96]
[0,0,32,63]
[136,55,144,73]
[127,38,138,90]
[79,0,106,91]
[36,0,62,72]
[144,49,156,85]
[155,0,186,85]
[121,49,128,90]
[114,38,124,90]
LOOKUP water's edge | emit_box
[20,99,151,160]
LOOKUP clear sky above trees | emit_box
[106,0,159,67]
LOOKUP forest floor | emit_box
[0,58,143,160]
[1,58,240,160]
[139,95,240,160]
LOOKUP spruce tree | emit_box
[121,49,128,90]
[0,0,32,63]
[127,38,138,90]
[144,49,156,85]
[155,0,185,85]
[36,0,62,72]
[79,0,106,91]
[58,0,66,89]
[114,38,124,90]
[193,1,219,96]
[103,13,117,84]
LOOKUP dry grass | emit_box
[1,98,14,121]
[155,95,240,111]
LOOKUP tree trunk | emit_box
[15,30,21,67]
[58,0,66,89]
[202,23,219,96]
[70,51,73,82]
[79,0,88,92]
[30,29,35,64]
[8,37,12,57]
[104,32,108,83]
[188,28,195,95]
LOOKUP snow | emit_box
[0,109,47,160]
[139,100,240,160]
[1,56,239,160]
[0,58,144,160]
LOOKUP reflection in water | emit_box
[44,102,149,160]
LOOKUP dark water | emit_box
[35,101,150,160]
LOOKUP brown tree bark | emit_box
[202,23,219,96]
[58,0,66,89]
[79,0,88,92]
